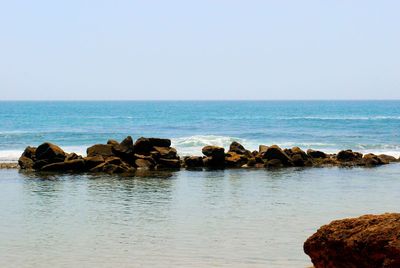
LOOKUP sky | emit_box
[1,0,400,100]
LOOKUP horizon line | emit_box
[1,99,400,102]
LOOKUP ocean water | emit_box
[1,101,400,267]
[1,101,400,161]
[1,165,400,268]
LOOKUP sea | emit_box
[0,100,399,267]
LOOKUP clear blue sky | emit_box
[1,0,399,100]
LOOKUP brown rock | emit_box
[86,144,114,157]
[135,158,154,169]
[148,138,171,147]
[153,146,177,159]
[265,159,283,168]
[259,145,269,154]
[35,142,66,163]
[225,152,248,167]
[261,145,292,166]
[107,139,119,146]
[156,158,181,169]
[84,155,105,169]
[113,136,134,158]
[21,146,36,160]
[229,141,250,156]
[133,137,152,153]
[18,156,34,169]
[363,153,386,166]
[184,156,204,168]
[41,159,86,172]
[65,153,82,161]
[378,154,398,163]
[336,150,363,162]
[202,146,225,159]
[304,213,400,268]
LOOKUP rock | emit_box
[225,152,248,167]
[87,144,114,157]
[135,158,154,169]
[148,138,171,147]
[21,146,36,160]
[261,145,292,166]
[35,142,66,163]
[18,156,34,169]
[229,141,250,155]
[202,146,225,159]
[156,158,181,169]
[259,145,269,154]
[265,159,283,168]
[153,146,177,159]
[104,156,124,166]
[84,155,105,169]
[304,213,400,268]
[0,163,18,169]
[291,154,306,167]
[307,149,327,159]
[378,154,398,163]
[336,150,363,162]
[363,153,386,166]
[41,159,86,172]
[113,136,135,158]
[133,137,152,153]
[184,156,204,168]
[107,139,119,146]
[90,162,134,174]
[202,146,225,167]
[65,153,81,161]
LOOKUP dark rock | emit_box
[41,159,86,172]
[84,155,105,169]
[134,153,154,160]
[225,152,248,167]
[35,142,66,163]
[304,213,400,268]
[90,162,134,174]
[133,137,152,153]
[113,136,135,158]
[363,153,386,166]
[291,154,306,166]
[104,156,124,166]
[202,146,225,159]
[153,146,177,159]
[229,141,249,155]
[21,146,36,160]
[265,159,283,168]
[337,150,363,162]
[87,144,114,157]
[148,138,171,147]
[307,149,327,159]
[18,156,34,169]
[184,156,204,168]
[261,145,292,166]
[65,153,81,161]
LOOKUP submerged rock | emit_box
[41,159,86,172]
[304,213,400,268]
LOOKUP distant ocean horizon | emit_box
[1,100,400,161]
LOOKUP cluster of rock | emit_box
[18,136,399,173]
[304,213,400,268]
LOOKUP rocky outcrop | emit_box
[17,138,397,173]
[304,213,400,268]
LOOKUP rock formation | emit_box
[304,213,400,268]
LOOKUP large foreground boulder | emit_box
[304,213,400,268]
[202,146,225,167]
[260,145,292,166]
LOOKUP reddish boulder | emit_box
[304,213,400,268]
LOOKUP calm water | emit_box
[1,101,400,161]
[1,165,400,268]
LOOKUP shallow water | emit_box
[1,165,399,267]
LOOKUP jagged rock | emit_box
[225,152,248,167]
[104,156,124,166]
[304,213,400,268]
[113,136,135,158]
[307,149,327,159]
[41,159,86,172]
[133,137,152,153]
[153,146,177,159]
[337,150,363,162]
[18,156,34,169]
[261,145,292,166]
[87,144,114,157]
[184,156,204,168]
[229,141,250,156]
[378,154,398,163]
[84,155,105,169]
[35,142,66,163]
[65,153,81,161]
